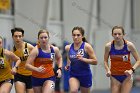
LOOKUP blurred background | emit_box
[0,0,140,93]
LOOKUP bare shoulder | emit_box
[65,44,71,51]
[31,45,38,54]
[84,43,95,54]
[105,42,111,48]
[126,41,136,50]
[34,45,39,50]
[126,41,134,47]
[104,42,112,52]
[51,45,60,52]
[27,43,34,49]
[84,42,92,48]
[27,43,34,47]
[84,42,93,51]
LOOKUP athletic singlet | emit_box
[69,42,91,76]
[109,40,132,75]
[0,48,13,82]
[32,46,55,78]
[13,42,32,76]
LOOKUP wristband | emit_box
[131,68,135,73]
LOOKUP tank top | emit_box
[69,42,91,76]
[13,42,32,76]
[109,40,132,75]
[32,46,55,78]
[0,48,13,82]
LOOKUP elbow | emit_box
[92,60,98,65]
[94,60,98,65]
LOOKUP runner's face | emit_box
[38,32,49,46]
[72,30,83,44]
[12,31,23,44]
[112,28,124,41]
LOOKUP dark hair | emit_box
[11,27,24,36]
[72,26,87,42]
[51,43,56,46]
[38,29,50,39]
[112,26,125,35]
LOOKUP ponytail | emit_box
[82,37,88,42]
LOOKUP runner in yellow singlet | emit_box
[0,36,21,93]
[11,27,34,93]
